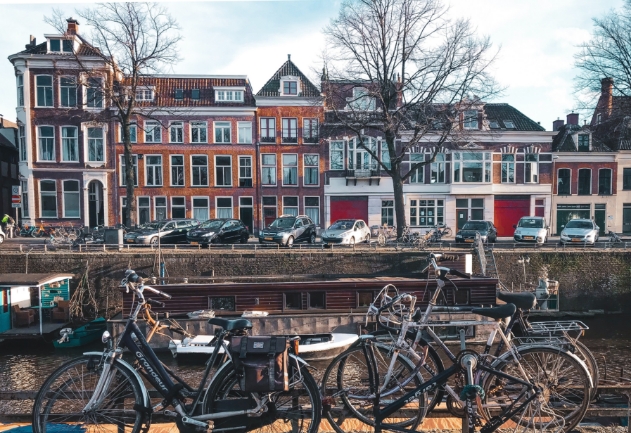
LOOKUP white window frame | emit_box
[239,156,252,187]
[409,199,445,227]
[120,154,139,187]
[191,121,208,144]
[36,75,54,107]
[409,153,424,184]
[304,196,320,226]
[85,125,106,164]
[154,196,168,221]
[215,87,245,102]
[430,154,446,184]
[215,155,233,187]
[170,154,185,187]
[280,77,300,96]
[135,87,154,101]
[169,121,184,143]
[16,74,24,107]
[62,179,80,218]
[557,168,572,195]
[59,76,77,108]
[303,154,319,186]
[171,196,186,219]
[192,196,210,221]
[191,154,209,187]
[214,121,231,143]
[61,126,79,162]
[347,87,376,111]
[452,151,492,183]
[281,118,298,143]
[381,200,394,226]
[261,154,277,186]
[463,110,478,129]
[145,154,163,187]
[144,120,162,143]
[215,196,233,218]
[303,118,319,143]
[119,123,137,143]
[237,121,252,144]
[39,179,58,218]
[282,196,299,216]
[84,76,104,109]
[37,125,55,162]
[21,179,29,218]
[501,154,516,183]
[330,141,345,171]
[18,125,26,162]
[282,153,298,186]
[525,153,539,184]
[137,196,151,225]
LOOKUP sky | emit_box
[0,0,623,131]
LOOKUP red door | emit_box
[330,196,369,226]
[494,196,530,236]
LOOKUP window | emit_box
[381,143,391,169]
[86,77,103,108]
[578,134,590,151]
[191,121,207,143]
[305,197,320,225]
[135,88,153,101]
[557,168,571,195]
[452,151,491,183]
[624,168,631,190]
[120,155,138,186]
[191,89,200,100]
[283,81,298,95]
[21,180,29,218]
[209,296,235,311]
[138,197,150,225]
[60,77,77,107]
[308,292,325,309]
[504,120,515,129]
[191,155,208,186]
[303,118,318,143]
[214,121,231,143]
[120,123,137,143]
[40,180,57,217]
[330,141,344,170]
[215,156,232,186]
[282,118,298,143]
[501,154,515,183]
[49,39,61,52]
[18,125,26,161]
[284,293,302,310]
[172,197,186,218]
[463,110,478,129]
[489,120,500,129]
[262,154,277,185]
[409,199,444,227]
[348,137,377,170]
[215,89,244,102]
[192,197,209,220]
[431,154,445,183]
[348,87,376,111]
[260,118,276,143]
[174,89,183,100]
[170,122,183,143]
[62,180,80,218]
[61,126,78,162]
[146,155,163,186]
[578,169,591,195]
[144,121,161,143]
[304,154,319,186]
[239,156,252,187]
[16,75,24,106]
[38,126,54,161]
[216,197,233,218]
[283,196,298,216]
[87,127,104,162]
[36,75,53,107]
[171,155,185,186]
[381,200,394,226]
[410,154,424,183]
[525,154,539,183]
[155,197,167,221]
[237,122,252,144]
[282,154,298,185]
[598,168,612,195]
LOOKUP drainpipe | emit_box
[255,139,261,234]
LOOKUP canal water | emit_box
[0,314,629,415]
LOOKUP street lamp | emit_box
[517,255,530,283]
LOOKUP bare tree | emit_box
[322,0,499,237]
[46,3,181,225]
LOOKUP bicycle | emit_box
[426,224,452,243]
[32,270,321,433]
[377,224,396,246]
[608,230,623,244]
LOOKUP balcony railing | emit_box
[260,136,276,144]
[282,136,298,144]
[344,168,382,186]
[239,179,253,187]
[303,136,319,144]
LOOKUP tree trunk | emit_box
[122,122,136,227]
[392,168,406,239]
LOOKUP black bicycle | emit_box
[32,270,321,433]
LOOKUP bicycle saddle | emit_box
[497,291,536,311]
[208,317,253,331]
[471,303,516,320]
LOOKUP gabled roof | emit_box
[552,124,612,152]
[256,58,320,98]
[484,104,545,132]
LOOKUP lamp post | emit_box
[517,256,530,283]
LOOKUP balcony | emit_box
[282,136,298,144]
[345,168,382,186]
[303,136,319,144]
[260,136,276,144]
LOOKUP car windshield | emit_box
[462,222,487,231]
[329,220,355,230]
[139,222,160,230]
[270,218,296,229]
[565,220,594,229]
[518,218,544,228]
[200,220,225,230]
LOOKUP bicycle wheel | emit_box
[572,340,599,400]
[377,233,386,246]
[482,346,590,432]
[443,227,452,236]
[32,355,146,433]
[205,359,321,433]
[321,342,426,433]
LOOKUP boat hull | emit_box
[53,318,107,349]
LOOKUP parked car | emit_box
[513,216,549,244]
[0,226,4,244]
[321,219,371,246]
[560,219,600,245]
[258,215,317,247]
[187,219,249,246]
[455,220,497,243]
[124,219,200,245]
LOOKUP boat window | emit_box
[308,292,326,309]
[454,288,469,305]
[208,296,235,311]
[284,293,302,310]
[357,292,374,307]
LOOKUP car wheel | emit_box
[365,233,371,243]
[240,235,248,244]
[349,236,355,247]
[286,236,294,248]
[150,237,159,246]
[309,233,316,244]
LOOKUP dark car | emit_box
[187,219,249,246]
[258,215,317,247]
[455,220,497,243]
[124,219,200,245]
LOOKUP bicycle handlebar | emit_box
[143,285,172,300]
[146,298,166,308]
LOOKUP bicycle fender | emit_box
[83,351,151,408]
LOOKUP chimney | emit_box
[552,117,564,131]
[66,17,79,35]
[600,77,614,117]
[287,54,291,61]
[566,113,579,126]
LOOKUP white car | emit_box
[513,216,548,244]
[560,219,600,245]
[0,226,4,244]
[321,219,371,246]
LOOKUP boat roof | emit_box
[0,273,73,286]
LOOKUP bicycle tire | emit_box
[320,342,426,433]
[32,355,146,433]
[482,346,590,432]
[205,359,321,433]
[572,340,599,400]
[377,233,386,246]
[443,227,452,236]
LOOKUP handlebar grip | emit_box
[377,293,412,313]
[143,285,172,299]
[449,268,471,279]
[169,326,187,335]
[147,298,165,308]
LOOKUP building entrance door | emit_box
[240,197,254,234]
[88,180,104,228]
[456,198,484,230]
[594,204,606,236]
[624,204,631,234]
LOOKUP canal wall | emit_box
[0,249,630,313]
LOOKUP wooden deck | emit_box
[0,322,67,339]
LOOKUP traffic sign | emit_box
[11,203,20,208]
[11,185,20,195]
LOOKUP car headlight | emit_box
[137,235,148,240]
[515,229,521,235]
[202,232,214,237]
[561,231,567,237]
[455,234,462,238]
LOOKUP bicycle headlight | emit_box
[101,330,111,343]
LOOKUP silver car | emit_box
[560,219,600,245]
[513,216,548,244]
[321,219,371,246]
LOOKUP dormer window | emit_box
[215,88,244,103]
[48,38,73,53]
[135,88,153,101]
[283,81,298,95]
[504,120,515,129]
[191,89,200,100]
[347,87,376,111]
[578,134,590,151]
[463,110,478,129]
[489,120,500,129]
[174,89,183,100]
